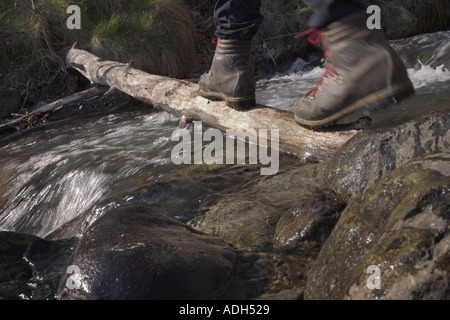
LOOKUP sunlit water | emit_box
[0,31,449,240]
[0,112,181,237]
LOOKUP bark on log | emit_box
[66,47,358,161]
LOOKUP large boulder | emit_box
[273,192,345,250]
[305,152,450,300]
[188,197,282,251]
[57,205,236,300]
[325,111,450,202]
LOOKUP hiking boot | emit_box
[293,12,415,129]
[199,38,256,110]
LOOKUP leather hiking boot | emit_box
[199,38,256,110]
[293,12,415,129]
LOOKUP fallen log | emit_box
[0,86,108,131]
[66,47,358,161]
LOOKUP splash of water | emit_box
[407,61,450,89]
[0,110,180,238]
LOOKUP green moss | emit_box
[87,0,193,73]
[93,13,123,38]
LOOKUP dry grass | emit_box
[0,0,70,97]
[0,0,197,106]
[87,0,197,78]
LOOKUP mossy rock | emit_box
[324,111,450,202]
[305,152,450,300]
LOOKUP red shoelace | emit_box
[204,38,219,74]
[301,29,339,98]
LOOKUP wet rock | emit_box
[250,162,326,212]
[188,197,282,251]
[57,205,236,300]
[107,178,215,222]
[273,192,345,250]
[325,111,450,202]
[257,287,304,300]
[217,250,311,300]
[305,152,450,300]
[25,236,79,299]
[0,231,77,300]
[0,232,37,299]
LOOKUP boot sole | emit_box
[294,83,415,130]
[199,90,256,110]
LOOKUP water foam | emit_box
[407,62,450,89]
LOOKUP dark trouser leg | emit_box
[303,0,367,28]
[213,0,367,38]
[214,0,263,40]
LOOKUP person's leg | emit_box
[198,0,262,110]
[293,1,415,129]
[214,0,263,40]
[303,0,366,28]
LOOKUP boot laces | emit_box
[302,29,339,98]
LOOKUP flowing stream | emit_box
[1,31,449,239]
[0,30,449,299]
